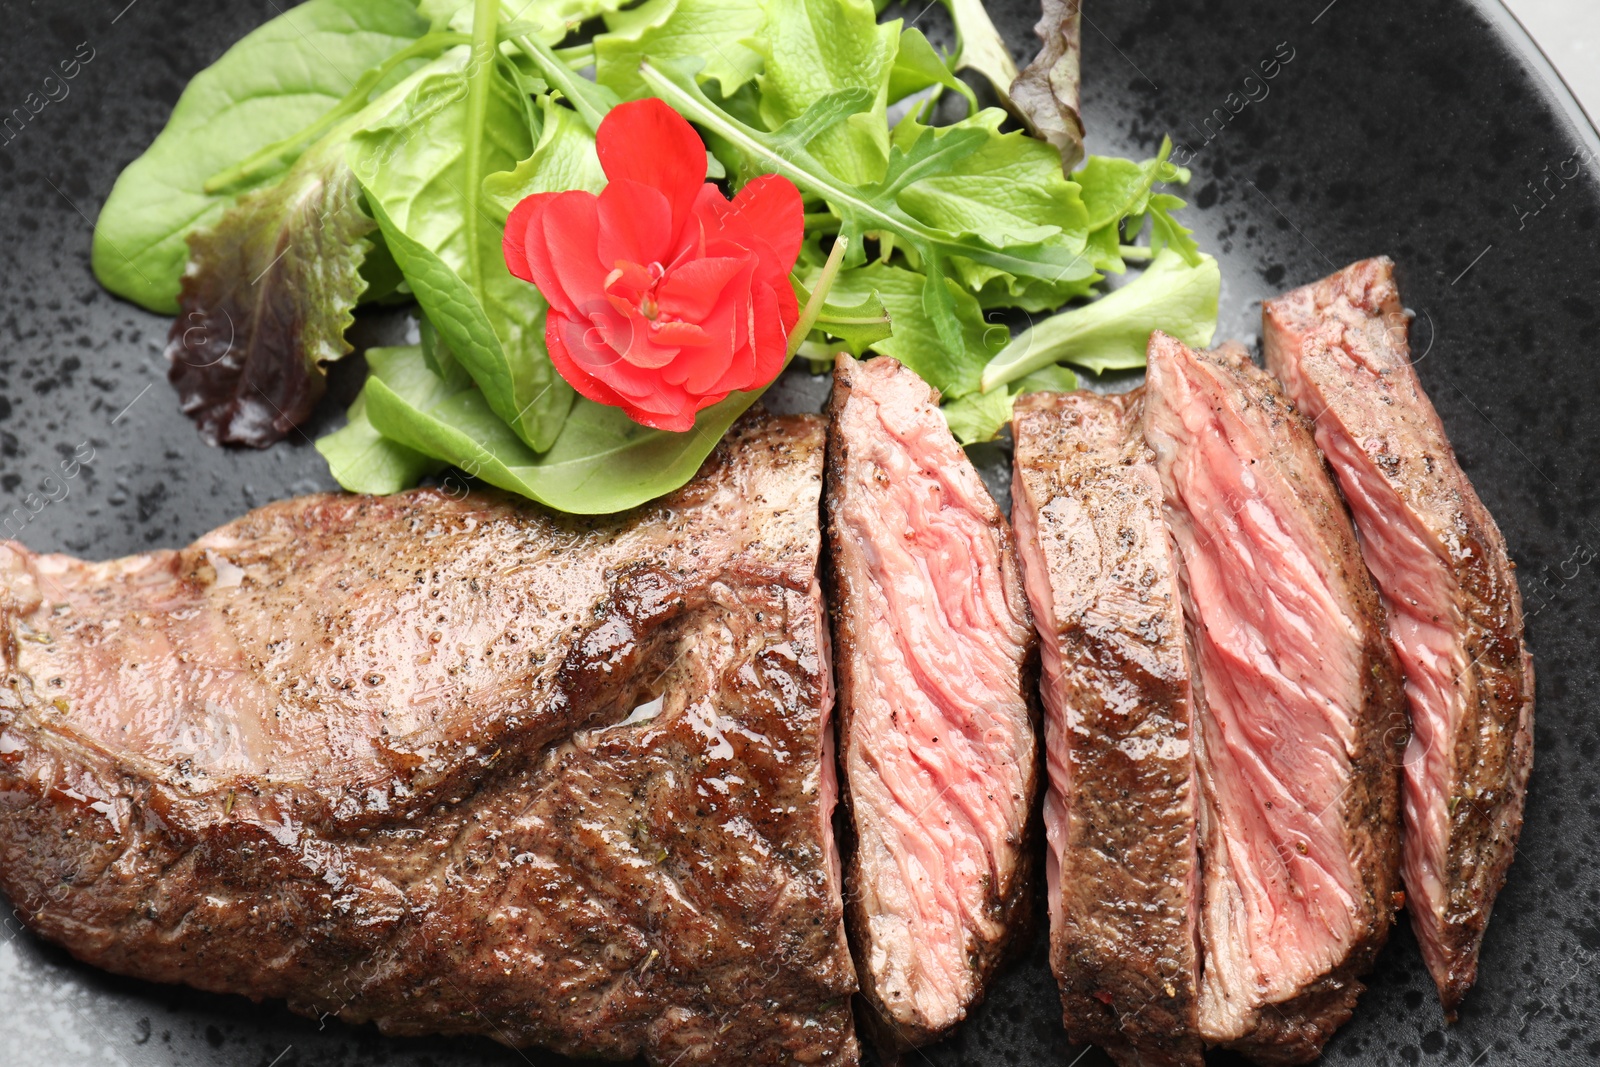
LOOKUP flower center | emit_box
[605,260,667,321]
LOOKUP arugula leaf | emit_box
[641,58,1098,351]
[594,0,766,101]
[362,347,774,514]
[1074,139,1197,272]
[93,0,428,313]
[316,348,445,493]
[980,248,1220,389]
[1010,0,1085,172]
[818,262,1002,397]
[753,0,897,184]
[165,131,377,447]
[351,47,574,451]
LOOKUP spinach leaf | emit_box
[351,46,575,451]
[362,347,772,514]
[316,348,445,494]
[93,0,428,313]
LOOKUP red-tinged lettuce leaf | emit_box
[1011,0,1084,173]
[165,135,375,447]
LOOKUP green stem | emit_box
[555,42,595,69]
[463,0,500,289]
[509,32,610,134]
[1118,244,1154,260]
[803,212,840,232]
[203,32,470,195]
[788,236,850,358]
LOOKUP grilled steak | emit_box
[0,413,859,1066]
[1012,389,1203,1067]
[824,355,1038,1050]
[1143,334,1407,1063]
[1263,258,1535,1013]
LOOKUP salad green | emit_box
[95,0,1218,511]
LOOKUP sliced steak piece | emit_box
[1012,389,1203,1067]
[824,354,1038,1050]
[1143,334,1407,1063]
[1263,258,1535,1013]
[0,413,858,1067]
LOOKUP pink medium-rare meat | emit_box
[1263,257,1535,1013]
[824,354,1038,1050]
[1011,389,1203,1067]
[0,413,859,1067]
[1143,334,1407,1063]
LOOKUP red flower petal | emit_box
[503,193,553,281]
[596,99,707,245]
[596,178,673,270]
[724,175,804,274]
[656,255,748,321]
[546,312,631,411]
[530,191,606,317]
[650,319,710,346]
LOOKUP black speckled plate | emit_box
[3,1,1598,1064]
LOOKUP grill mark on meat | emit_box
[1011,389,1203,1067]
[1143,334,1406,1063]
[0,413,859,1067]
[1263,257,1534,1014]
[823,355,1039,1051]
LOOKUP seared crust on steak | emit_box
[0,413,858,1067]
[1011,389,1203,1067]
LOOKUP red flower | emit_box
[502,99,803,432]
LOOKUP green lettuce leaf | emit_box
[362,346,774,514]
[753,0,898,184]
[942,387,1014,445]
[594,0,765,101]
[483,92,607,217]
[93,0,428,313]
[351,47,574,452]
[980,248,1220,389]
[938,0,1018,103]
[316,348,446,494]
[940,364,1080,445]
[887,27,978,114]
[818,262,1002,397]
[891,109,1089,297]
